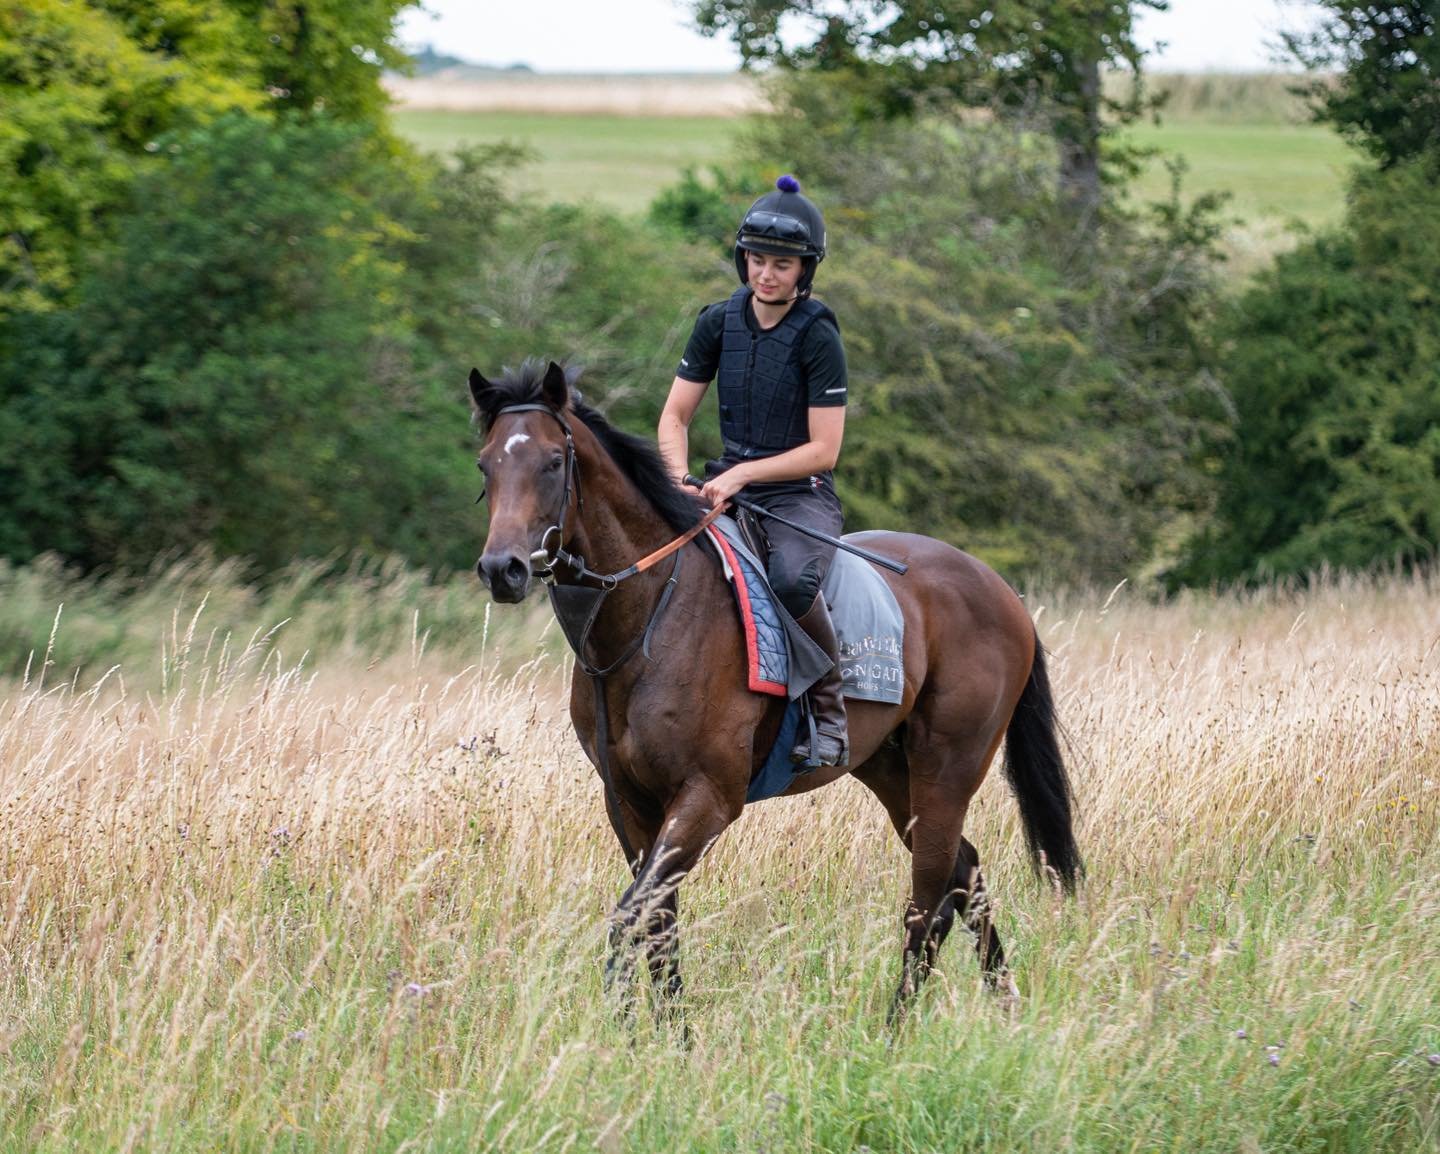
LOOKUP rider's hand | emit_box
[700,466,749,509]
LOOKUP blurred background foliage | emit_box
[1,0,1436,591]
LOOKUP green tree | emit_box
[0,114,474,571]
[234,0,414,124]
[1176,160,1440,583]
[692,0,1166,214]
[1284,1,1440,169]
[0,0,413,314]
[0,0,261,311]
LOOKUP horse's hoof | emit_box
[991,971,1022,1016]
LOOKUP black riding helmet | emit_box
[734,174,827,297]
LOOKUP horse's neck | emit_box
[565,434,684,656]
[570,446,672,573]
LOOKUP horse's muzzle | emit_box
[477,550,532,602]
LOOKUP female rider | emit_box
[658,175,849,768]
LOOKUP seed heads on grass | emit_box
[4,567,1438,1148]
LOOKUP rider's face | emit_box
[746,250,802,303]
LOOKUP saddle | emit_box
[703,516,905,707]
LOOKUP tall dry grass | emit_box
[1,569,1437,1150]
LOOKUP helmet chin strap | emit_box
[751,287,808,305]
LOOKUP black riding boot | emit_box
[790,593,849,768]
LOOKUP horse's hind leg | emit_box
[892,784,970,1019]
[894,714,1005,1022]
[852,747,969,1016]
[853,743,1007,1017]
[932,837,1013,995]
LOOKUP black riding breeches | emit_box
[747,480,843,619]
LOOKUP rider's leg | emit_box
[789,592,848,766]
[755,483,847,768]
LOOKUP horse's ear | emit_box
[468,368,494,413]
[541,360,569,409]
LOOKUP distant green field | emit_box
[393,110,737,214]
[1123,121,1356,272]
[392,105,1358,271]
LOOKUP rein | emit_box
[491,402,725,868]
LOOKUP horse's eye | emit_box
[476,459,488,475]
[546,454,564,473]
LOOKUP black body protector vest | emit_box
[717,286,839,461]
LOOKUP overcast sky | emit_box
[398,0,1327,74]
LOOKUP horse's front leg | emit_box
[644,887,683,1007]
[604,776,740,1029]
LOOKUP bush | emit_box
[0,114,479,572]
[1176,158,1440,584]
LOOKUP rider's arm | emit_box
[658,376,710,483]
[699,406,844,505]
[660,304,723,483]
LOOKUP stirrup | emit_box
[791,709,848,770]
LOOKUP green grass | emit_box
[393,93,1359,274]
[2,564,1438,1150]
[393,110,738,214]
[1123,120,1358,273]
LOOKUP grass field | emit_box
[391,73,1358,273]
[2,561,1437,1150]
[1123,121,1354,271]
[394,110,738,214]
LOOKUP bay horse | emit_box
[470,360,1080,1021]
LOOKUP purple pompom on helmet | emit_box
[775,174,801,194]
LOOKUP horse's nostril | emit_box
[478,552,530,600]
[475,558,491,587]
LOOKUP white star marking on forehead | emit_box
[503,433,531,456]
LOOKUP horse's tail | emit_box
[1003,632,1082,891]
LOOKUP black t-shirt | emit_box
[675,296,848,406]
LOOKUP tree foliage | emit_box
[0,0,411,315]
[1284,2,1440,169]
[1176,159,1440,583]
[0,0,258,310]
[691,0,1167,212]
[660,73,1227,581]
[0,115,452,570]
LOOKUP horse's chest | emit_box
[570,673,754,793]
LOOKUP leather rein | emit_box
[489,402,725,866]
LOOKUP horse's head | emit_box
[470,360,577,603]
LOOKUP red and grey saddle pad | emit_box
[704,518,905,705]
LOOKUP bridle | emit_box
[487,403,583,585]
[487,402,723,592]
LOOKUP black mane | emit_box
[474,359,705,534]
